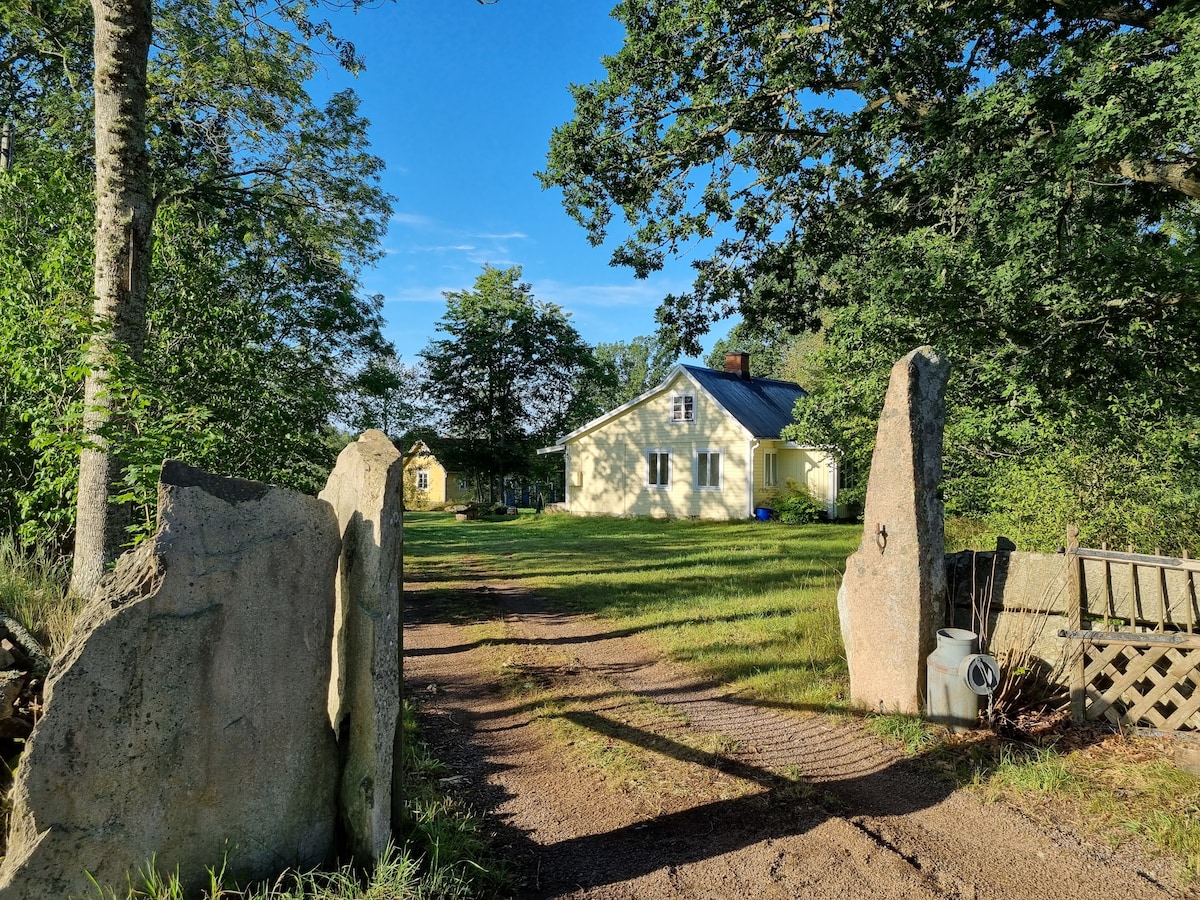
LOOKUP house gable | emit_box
[547,363,835,521]
[402,440,473,506]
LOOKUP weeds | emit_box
[0,533,82,656]
[864,713,940,755]
[954,735,1200,887]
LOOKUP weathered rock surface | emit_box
[0,461,341,900]
[837,347,950,714]
[319,430,404,862]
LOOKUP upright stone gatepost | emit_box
[0,462,341,900]
[837,346,950,714]
[319,429,404,863]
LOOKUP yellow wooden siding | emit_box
[749,441,839,515]
[403,455,448,507]
[402,455,474,506]
[566,372,751,519]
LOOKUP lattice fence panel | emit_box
[1081,640,1200,730]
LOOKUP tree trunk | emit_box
[70,0,154,597]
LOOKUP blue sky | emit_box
[311,1,714,365]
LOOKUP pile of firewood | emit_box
[0,616,50,745]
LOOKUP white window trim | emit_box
[416,469,429,491]
[764,451,779,488]
[646,449,672,489]
[670,393,695,423]
[695,448,723,491]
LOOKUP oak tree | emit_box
[542,0,1200,548]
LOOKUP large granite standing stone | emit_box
[0,462,341,900]
[837,347,950,714]
[319,430,404,863]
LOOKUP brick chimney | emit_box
[725,351,751,380]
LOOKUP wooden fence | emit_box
[1060,526,1200,732]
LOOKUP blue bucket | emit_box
[754,507,771,522]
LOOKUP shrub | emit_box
[769,480,825,525]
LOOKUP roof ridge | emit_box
[681,363,803,390]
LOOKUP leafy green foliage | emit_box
[704,322,796,380]
[767,481,826,525]
[419,265,605,500]
[339,354,427,440]
[543,0,1200,551]
[586,333,677,410]
[0,0,398,550]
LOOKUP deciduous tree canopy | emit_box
[0,0,394,563]
[543,0,1200,549]
[419,265,604,502]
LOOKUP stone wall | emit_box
[0,462,342,899]
[0,431,406,897]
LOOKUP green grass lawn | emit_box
[404,510,863,711]
[3,512,1194,894]
[405,510,1200,887]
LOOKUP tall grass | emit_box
[0,533,82,656]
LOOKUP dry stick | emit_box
[1102,541,1115,628]
[1129,544,1139,631]
[970,549,978,634]
[1068,526,1086,722]
[994,558,1068,720]
[1185,549,1196,635]
[1155,546,1167,633]
[982,552,998,652]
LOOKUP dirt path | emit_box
[403,579,1185,899]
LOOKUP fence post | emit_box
[1067,525,1086,722]
[1185,550,1196,635]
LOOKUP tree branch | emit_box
[1109,158,1200,199]
[1048,0,1161,29]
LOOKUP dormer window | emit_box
[671,393,695,422]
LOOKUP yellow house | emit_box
[539,353,841,520]
[402,440,475,508]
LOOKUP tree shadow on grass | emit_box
[404,601,810,658]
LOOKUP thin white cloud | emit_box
[408,244,477,253]
[471,231,529,241]
[381,285,455,306]
[531,278,683,310]
[390,212,433,227]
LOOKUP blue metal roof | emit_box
[682,365,807,438]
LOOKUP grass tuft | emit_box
[0,533,82,656]
[864,713,941,755]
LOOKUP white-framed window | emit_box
[416,470,429,491]
[671,393,695,422]
[696,450,722,490]
[764,451,779,488]
[646,450,671,489]
[457,477,470,490]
